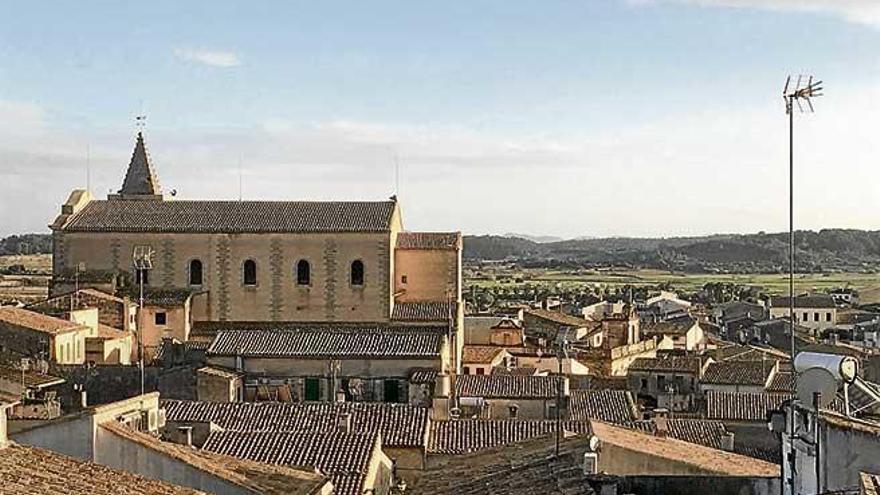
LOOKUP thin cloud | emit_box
[173,47,241,68]
[632,0,880,28]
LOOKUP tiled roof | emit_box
[627,419,729,450]
[590,421,779,476]
[95,323,127,339]
[524,308,590,328]
[60,200,396,233]
[767,371,796,393]
[702,360,775,386]
[413,422,779,494]
[208,327,444,359]
[409,368,438,384]
[0,442,201,495]
[462,346,506,364]
[492,366,542,376]
[118,131,161,196]
[706,391,791,421]
[153,340,210,363]
[641,317,697,337]
[392,301,454,321]
[628,356,704,374]
[196,366,242,380]
[568,389,637,424]
[427,419,591,455]
[123,287,196,306]
[0,365,65,389]
[161,399,429,448]
[456,374,561,399]
[396,232,461,250]
[101,422,326,495]
[0,307,85,335]
[203,430,377,495]
[769,294,836,309]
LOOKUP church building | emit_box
[49,131,463,402]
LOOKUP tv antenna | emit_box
[781,74,823,365]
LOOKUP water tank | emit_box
[794,352,857,383]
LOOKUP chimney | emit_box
[177,426,193,447]
[0,402,11,449]
[721,430,735,452]
[337,413,351,433]
[653,408,669,438]
[583,451,599,475]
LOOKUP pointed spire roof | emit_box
[118,132,161,196]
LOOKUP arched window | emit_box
[296,259,311,286]
[189,259,203,286]
[350,260,364,286]
[243,259,257,286]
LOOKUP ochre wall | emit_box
[58,231,394,323]
[394,249,460,302]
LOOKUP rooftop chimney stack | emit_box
[654,408,669,438]
[337,413,351,433]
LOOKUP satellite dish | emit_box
[587,434,601,452]
[797,367,838,410]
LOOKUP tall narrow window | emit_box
[189,259,203,286]
[243,259,257,286]
[350,260,364,286]
[296,260,311,286]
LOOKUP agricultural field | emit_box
[0,254,52,304]
[466,267,880,303]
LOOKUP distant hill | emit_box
[464,229,880,273]
[0,234,52,255]
[502,233,565,244]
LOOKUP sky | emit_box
[1,1,879,238]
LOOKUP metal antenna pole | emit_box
[781,74,822,495]
[139,272,145,396]
[789,95,795,366]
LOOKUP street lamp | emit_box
[782,75,823,363]
[132,245,154,396]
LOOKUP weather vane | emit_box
[135,114,147,131]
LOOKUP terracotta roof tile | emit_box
[0,307,85,335]
[462,346,506,364]
[0,442,202,494]
[524,308,591,328]
[396,232,461,250]
[392,301,455,321]
[428,419,591,455]
[202,430,377,495]
[161,399,429,448]
[628,356,705,374]
[627,419,729,450]
[101,422,326,495]
[706,391,790,421]
[208,327,445,359]
[702,360,775,386]
[61,200,396,233]
[0,364,64,389]
[456,375,562,399]
[568,389,637,424]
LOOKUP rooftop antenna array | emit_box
[782,74,822,495]
[781,74,823,364]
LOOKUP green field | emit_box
[467,268,880,302]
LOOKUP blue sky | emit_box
[2,1,880,237]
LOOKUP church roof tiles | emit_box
[59,199,397,233]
